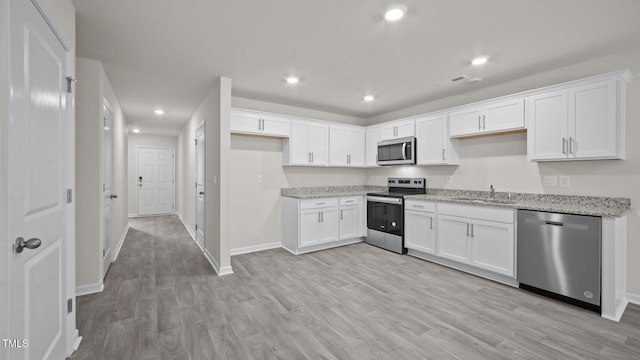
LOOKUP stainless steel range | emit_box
[366,178,426,254]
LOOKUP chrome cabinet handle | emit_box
[13,237,42,253]
[110,194,118,199]
[311,152,314,163]
[258,118,261,130]
[466,223,469,236]
[562,137,567,154]
[321,211,323,222]
[340,210,343,220]
[478,116,481,131]
[483,115,486,130]
[199,191,205,195]
[569,137,574,154]
[470,224,474,237]
[442,148,445,161]
[318,212,321,222]
[430,217,433,229]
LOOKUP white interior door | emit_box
[137,147,175,216]
[195,124,205,248]
[6,0,70,358]
[102,103,114,278]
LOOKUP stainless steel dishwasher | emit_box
[517,210,601,312]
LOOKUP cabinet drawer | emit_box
[405,200,436,212]
[438,203,514,223]
[300,198,339,210]
[340,196,361,206]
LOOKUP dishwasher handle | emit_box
[545,221,564,226]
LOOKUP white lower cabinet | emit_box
[404,200,436,254]
[282,196,365,254]
[405,200,516,280]
[437,203,515,278]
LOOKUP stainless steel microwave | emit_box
[377,137,416,166]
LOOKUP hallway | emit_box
[71,215,216,359]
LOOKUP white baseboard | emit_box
[76,282,104,297]
[628,292,640,305]
[203,248,234,276]
[113,224,130,261]
[176,213,196,240]
[230,242,282,256]
[73,329,82,352]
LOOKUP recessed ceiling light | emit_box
[471,56,489,66]
[286,76,299,84]
[154,109,165,115]
[363,95,375,102]
[384,5,407,22]
[132,128,141,133]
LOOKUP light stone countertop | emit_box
[281,186,631,218]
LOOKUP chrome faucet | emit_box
[490,184,495,199]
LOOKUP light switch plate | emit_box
[543,175,558,187]
[559,176,570,187]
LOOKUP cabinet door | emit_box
[230,110,261,134]
[449,107,483,137]
[416,115,446,165]
[339,205,361,239]
[526,90,568,161]
[379,124,396,141]
[470,220,514,277]
[365,127,380,167]
[348,127,366,167]
[291,121,311,165]
[308,123,329,165]
[395,120,415,138]
[319,208,339,243]
[484,98,524,133]
[262,115,291,137]
[329,125,350,166]
[405,210,436,254]
[300,209,321,247]
[437,215,470,263]
[569,79,617,159]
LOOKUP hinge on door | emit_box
[67,189,73,203]
[66,76,76,93]
[67,298,73,313]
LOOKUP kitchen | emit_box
[3,0,640,359]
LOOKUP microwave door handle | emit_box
[402,142,407,160]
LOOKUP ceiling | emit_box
[72,0,640,136]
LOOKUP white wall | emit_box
[75,57,128,290]
[229,97,367,252]
[177,78,232,274]
[367,48,640,295]
[127,134,178,216]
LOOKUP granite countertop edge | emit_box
[281,186,631,218]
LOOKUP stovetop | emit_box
[367,177,427,199]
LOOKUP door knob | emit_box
[199,192,204,195]
[110,194,118,199]
[13,237,42,253]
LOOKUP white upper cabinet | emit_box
[283,120,329,166]
[527,74,627,161]
[449,97,524,138]
[379,119,415,141]
[329,125,365,167]
[415,114,459,165]
[365,126,380,167]
[230,108,291,137]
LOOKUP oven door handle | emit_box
[367,196,402,205]
[401,142,407,160]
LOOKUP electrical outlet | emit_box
[543,175,558,187]
[559,176,570,187]
[257,175,263,184]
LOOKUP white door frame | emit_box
[102,100,114,278]
[136,146,176,216]
[1,0,76,357]
[195,122,205,249]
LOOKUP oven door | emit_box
[366,196,403,236]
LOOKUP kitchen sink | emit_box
[453,197,518,205]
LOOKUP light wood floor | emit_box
[71,215,640,360]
